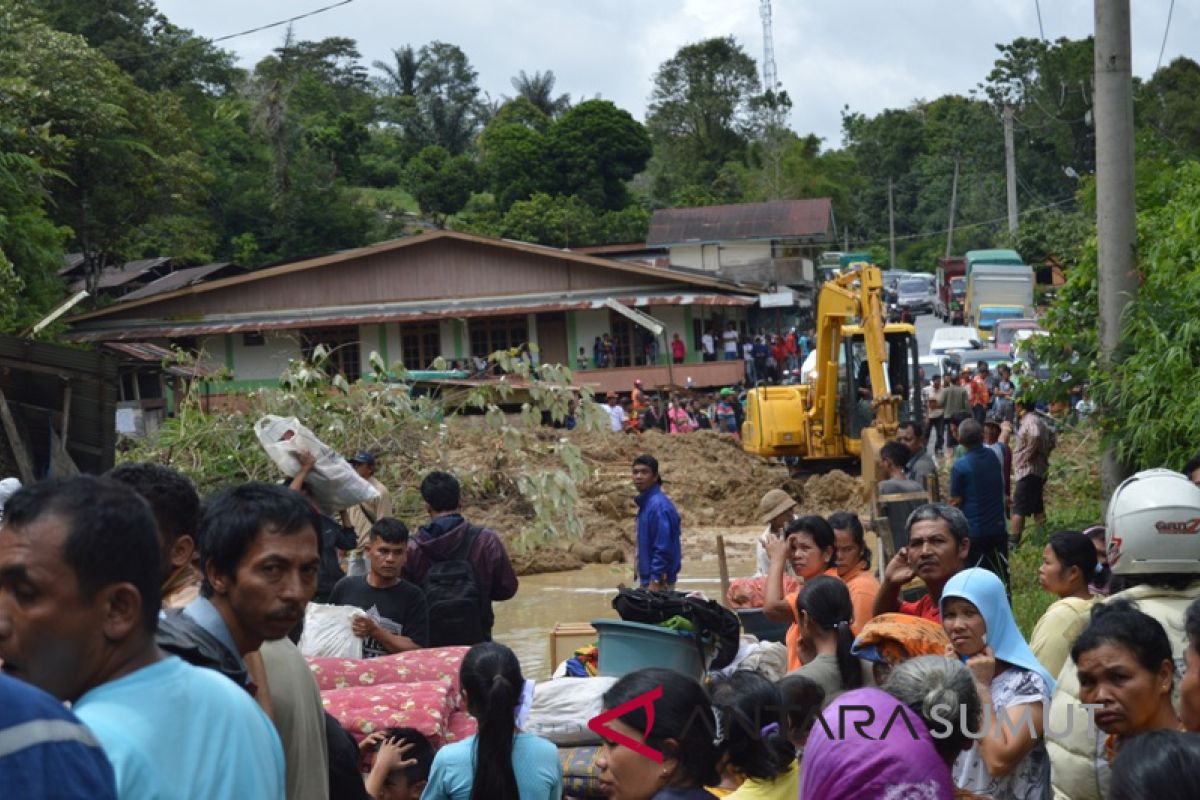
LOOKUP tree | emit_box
[373,45,422,97]
[1136,57,1200,161]
[510,70,570,118]
[500,194,599,248]
[413,41,483,155]
[646,37,761,202]
[1,5,215,295]
[479,123,549,210]
[403,145,477,226]
[546,100,651,210]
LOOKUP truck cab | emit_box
[966,263,1035,342]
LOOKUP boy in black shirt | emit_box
[329,519,429,657]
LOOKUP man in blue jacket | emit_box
[632,454,681,591]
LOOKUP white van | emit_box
[928,326,981,357]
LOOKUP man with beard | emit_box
[0,477,284,797]
[872,503,969,622]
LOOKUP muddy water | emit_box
[492,553,755,679]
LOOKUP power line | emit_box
[210,0,355,44]
[847,197,1076,249]
[1156,0,1176,73]
[1034,0,1046,40]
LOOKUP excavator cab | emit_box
[840,324,922,442]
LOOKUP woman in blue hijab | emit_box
[941,568,1052,800]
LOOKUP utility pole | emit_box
[1095,0,1137,493]
[946,154,960,258]
[1003,105,1018,233]
[844,228,849,252]
[888,177,896,268]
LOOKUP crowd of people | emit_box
[2,419,1200,799]
[604,381,746,436]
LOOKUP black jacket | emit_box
[316,514,357,603]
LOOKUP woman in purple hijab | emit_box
[801,687,956,800]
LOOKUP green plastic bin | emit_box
[591,619,707,681]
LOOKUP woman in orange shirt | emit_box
[827,511,880,636]
[762,515,837,672]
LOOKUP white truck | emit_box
[966,264,1035,342]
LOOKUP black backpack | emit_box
[612,587,742,671]
[423,526,487,647]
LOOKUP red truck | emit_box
[935,256,966,322]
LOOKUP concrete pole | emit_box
[1095,0,1137,493]
[946,154,960,258]
[888,177,896,268]
[1003,105,1019,233]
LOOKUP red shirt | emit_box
[671,339,686,359]
[785,333,798,355]
[898,594,941,622]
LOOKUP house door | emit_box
[536,313,568,366]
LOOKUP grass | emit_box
[352,186,419,215]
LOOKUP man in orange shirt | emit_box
[969,362,991,424]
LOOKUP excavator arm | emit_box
[742,262,909,472]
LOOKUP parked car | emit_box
[929,326,981,357]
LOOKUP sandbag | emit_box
[299,603,363,659]
[525,676,618,746]
[254,415,378,512]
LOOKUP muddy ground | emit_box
[436,426,868,576]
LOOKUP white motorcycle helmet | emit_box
[1105,468,1200,575]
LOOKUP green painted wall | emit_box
[377,323,389,367]
[223,334,234,371]
[453,321,463,359]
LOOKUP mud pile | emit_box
[425,421,868,576]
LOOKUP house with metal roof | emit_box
[65,230,763,398]
[646,198,836,290]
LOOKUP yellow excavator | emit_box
[741,263,922,488]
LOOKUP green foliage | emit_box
[546,100,652,211]
[403,145,478,227]
[126,347,604,552]
[998,207,1092,269]
[509,70,570,119]
[1032,161,1200,471]
[646,36,761,205]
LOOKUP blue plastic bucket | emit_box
[591,619,707,680]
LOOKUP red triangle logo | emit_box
[587,685,664,763]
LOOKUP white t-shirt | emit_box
[743,342,754,361]
[702,333,715,355]
[723,330,739,354]
[606,404,626,432]
[953,667,1050,800]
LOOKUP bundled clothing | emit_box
[851,612,952,667]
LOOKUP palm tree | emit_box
[373,45,422,96]
[510,69,571,118]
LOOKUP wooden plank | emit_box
[0,386,37,484]
[716,535,731,607]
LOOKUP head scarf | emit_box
[852,613,953,666]
[801,687,955,800]
[940,568,1056,693]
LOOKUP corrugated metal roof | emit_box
[68,230,762,324]
[68,291,755,342]
[646,199,834,246]
[68,257,171,292]
[101,341,221,378]
[119,263,236,301]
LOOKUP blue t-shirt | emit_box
[73,656,285,800]
[0,672,117,799]
[423,732,562,800]
[950,446,1008,539]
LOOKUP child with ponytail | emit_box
[423,643,560,800]
[791,575,864,706]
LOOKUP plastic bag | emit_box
[298,603,363,659]
[254,415,379,512]
[525,676,618,746]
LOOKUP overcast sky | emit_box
[158,0,1196,147]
